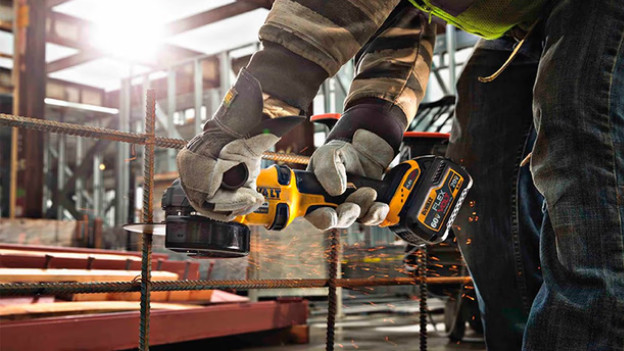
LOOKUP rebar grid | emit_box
[0,113,309,165]
[0,277,471,296]
[0,109,472,350]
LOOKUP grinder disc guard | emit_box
[165,215,250,258]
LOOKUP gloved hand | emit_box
[177,68,303,221]
[305,100,407,230]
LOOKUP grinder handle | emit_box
[221,162,391,205]
[291,170,390,205]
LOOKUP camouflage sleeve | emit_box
[346,3,437,126]
[247,0,402,112]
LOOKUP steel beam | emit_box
[238,0,275,9]
[165,2,262,36]
[46,0,72,8]
[47,51,101,73]
[0,301,308,351]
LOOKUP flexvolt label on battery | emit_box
[418,169,464,232]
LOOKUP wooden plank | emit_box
[72,291,172,302]
[73,289,249,303]
[0,301,200,320]
[167,290,214,302]
[0,249,142,262]
[0,297,55,306]
[0,243,169,260]
[0,244,200,279]
[0,268,178,282]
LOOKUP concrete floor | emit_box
[241,313,485,351]
[152,297,486,351]
[240,296,485,351]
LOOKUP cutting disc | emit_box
[123,223,166,236]
[164,217,250,258]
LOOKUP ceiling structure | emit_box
[0,0,273,91]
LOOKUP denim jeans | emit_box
[446,0,624,350]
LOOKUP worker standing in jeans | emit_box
[176,0,624,349]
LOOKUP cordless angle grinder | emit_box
[162,155,472,258]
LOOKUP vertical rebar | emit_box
[139,89,156,351]
[326,228,339,351]
[419,246,428,351]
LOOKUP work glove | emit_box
[305,100,407,230]
[177,68,303,221]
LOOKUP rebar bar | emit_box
[0,277,471,296]
[326,229,339,351]
[0,113,147,144]
[139,90,156,351]
[419,246,428,351]
[0,113,310,165]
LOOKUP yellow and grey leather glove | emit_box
[305,99,407,230]
[177,68,303,221]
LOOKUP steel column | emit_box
[93,125,103,219]
[321,80,332,114]
[42,134,50,212]
[56,134,66,219]
[115,79,131,226]
[445,25,457,94]
[13,0,46,218]
[75,136,84,210]
[219,51,231,99]
[193,59,203,134]
[166,69,177,171]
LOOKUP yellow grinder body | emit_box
[163,156,472,258]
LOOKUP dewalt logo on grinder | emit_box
[257,187,282,200]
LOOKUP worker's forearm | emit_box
[325,3,436,152]
[346,5,436,126]
[247,0,402,112]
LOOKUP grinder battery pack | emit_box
[162,156,472,258]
